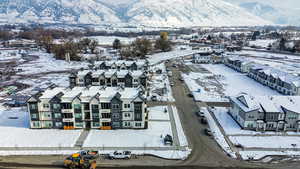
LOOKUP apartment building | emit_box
[27,86,147,130]
[224,56,300,95]
[69,69,147,88]
[94,60,148,71]
[229,93,300,132]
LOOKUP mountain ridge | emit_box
[0,0,273,27]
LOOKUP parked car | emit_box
[187,93,193,97]
[164,134,173,145]
[196,111,205,118]
[204,128,212,136]
[201,117,207,124]
[108,151,131,159]
[170,82,174,86]
[151,95,158,101]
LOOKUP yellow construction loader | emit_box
[64,152,97,169]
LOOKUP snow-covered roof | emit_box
[230,93,260,112]
[38,86,144,103]
[39,87,65,99]
[231,93,300,114]
[76,69,145,79]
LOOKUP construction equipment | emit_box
[64,151,97,169]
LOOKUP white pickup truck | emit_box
[107,151,131,159]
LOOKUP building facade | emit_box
[69,70,147,88]
[229,93,300,132]
[27,86,147,130]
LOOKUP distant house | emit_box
[229,93,300,132]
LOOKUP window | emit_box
[75,122,83,128]
[61,103,72,109]
[112,114,119,118]
[43,104,50,108]
[92,113,99,119]
[92,105,99,110]
[101,113,111,119]
[75,113,82,118]
[124,122,131,127]
[74,104,81,109]
[54,113,61,118]
[31,114,37,119]
[32,121,40,127]
[135,123,142,127]
[124,104,131,109]
[79,79,84,82]
[44,112,51,118]
[63,113,73,119]
[101,103,111,109]
[63,122,74,127]
[112,104,119,109]
[55,122,62,127]
[84,103,90,110]
[45,121,52,127]
[102,122,111,126]
[134,79,138,82]
[53,104,60,109]
[30,104,37,110]
[135,113,142,120]
[93,122,100,127]
[124,113,131,118]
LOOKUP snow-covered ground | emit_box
[230,136,300,149]
[148,63,175,102]
[203,107,236,158]
[147,50,199,65]
[248,39,276,48]
[17,51,88,75]
[88,36,136,46]
[240,151,300,160]
[83,121,172,148]
[182,72,228,102]
[18,73,69,95]
[201,64,280,96]
[148,106,170,121]
[82,106,190,159]
[0,107,82,148]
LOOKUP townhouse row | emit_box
[93,60,148,71]
[224,57,300,96]
[229,93,300,132]
[192,47,223,64]
[27,86,147,130]
[69,69,147,88]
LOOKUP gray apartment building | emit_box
[69,69,147,88]
[27,86,147,130]
[229,93,300,132]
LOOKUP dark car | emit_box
[204,128,212,136]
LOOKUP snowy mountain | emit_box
[0,0,272,27]
[224,0,300,26]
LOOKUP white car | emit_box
[108,151,131,159]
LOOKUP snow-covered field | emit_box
[83,121,172,148]
[17,51,88,75]
[88,36,136,46]
[201,64,280,96]
[0,107,82,148]
[148,106,170,121]
[248,39,276,48]
[230,136,300,149]
[182,72,228,102]
[148,63,175,102]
